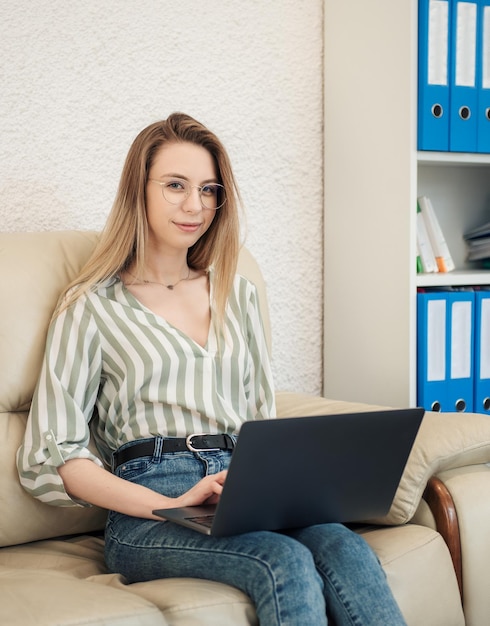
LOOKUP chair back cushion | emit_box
[0,231,270,546]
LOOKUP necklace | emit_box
[127,267,191,290]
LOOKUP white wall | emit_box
[0,0,324,395]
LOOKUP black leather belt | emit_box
[113,434,235,470]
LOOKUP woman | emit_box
[17,113,407,625]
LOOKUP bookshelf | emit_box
[323,0,490,408]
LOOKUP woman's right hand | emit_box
[173,470,228,508]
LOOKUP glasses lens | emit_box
[201,184,225,210]
[162,179,188,205]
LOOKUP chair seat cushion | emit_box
[357,524,464,625]
[0,525,464,626]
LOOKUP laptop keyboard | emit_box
[186,514,215,528]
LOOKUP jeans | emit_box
[105,439,407,626]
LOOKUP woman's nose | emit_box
[182,186,203,213]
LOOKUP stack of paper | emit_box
[416,196,455,273]
[464,222,490,261]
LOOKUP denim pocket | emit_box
[113,448,232,500]
[114,452,206,499]
[115,457,154,481]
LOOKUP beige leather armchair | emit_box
[2,231,490,625]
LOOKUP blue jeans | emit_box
[105,439,407,626]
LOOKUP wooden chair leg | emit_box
[423,476,463,601]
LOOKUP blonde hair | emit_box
[56,113,241,325]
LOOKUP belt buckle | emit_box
[186,433,220,452]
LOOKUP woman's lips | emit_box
[174,222,202,233]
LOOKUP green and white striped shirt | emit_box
[17,271,276,506]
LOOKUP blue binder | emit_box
[418,0,451,150]
[474,290,490,412]
[449,0,479,152]
[477,0,490,152]
[417,290,475,412]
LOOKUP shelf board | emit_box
[417,269,490,287]
[418,151,490,166]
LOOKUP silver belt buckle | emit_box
[186,433,220,452]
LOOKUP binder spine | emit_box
[418,195,455,272]
[477,0,490,152]
[474,290,490,412]
[449,0,479,152]
[417,291,447,411]
[417,289,475,412]
[416,200,439,273]
[418,0,451,150]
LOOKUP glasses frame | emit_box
[148,178,226,211]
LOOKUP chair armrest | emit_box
[424,476,463,600]
[276,389,490,603]
[277,392,490,526]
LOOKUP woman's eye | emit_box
[166,180,186,192]
[201,184,217,196]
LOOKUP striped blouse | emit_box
[17,271,276,506]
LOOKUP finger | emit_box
[211,470,227,483]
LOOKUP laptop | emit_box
[153,408,424,537]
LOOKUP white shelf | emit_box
[324,0,490,409]
[418,152,490,166]
[417,270,490,288]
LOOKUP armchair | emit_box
[2,230,490,625]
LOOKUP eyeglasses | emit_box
[149,177,226,210]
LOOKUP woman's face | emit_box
[145,141,218,253]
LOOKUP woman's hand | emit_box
[174,470,228,508]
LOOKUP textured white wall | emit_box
[0,0,324,395]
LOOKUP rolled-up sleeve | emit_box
[17,297,103,507]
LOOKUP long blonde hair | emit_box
[56,113,241,324]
